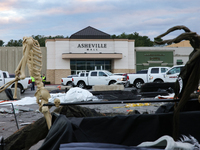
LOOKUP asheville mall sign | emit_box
[77,43,107,51]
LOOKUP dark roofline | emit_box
[70,26,111,39]
[73,26,110,36]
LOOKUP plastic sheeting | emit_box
[0,88,97,106]
[39,111,200,150]
[49,87,97,103]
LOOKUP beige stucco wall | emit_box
[46,69,55,84]
[55,69,71,84]
[46,69,71,84]
[46,38,136,84]
[0,47,47,76]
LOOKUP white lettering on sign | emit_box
[77,44,107,51]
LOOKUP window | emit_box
[91,72,97,76]
[161,68,168,73]
[3,72,7,78]
[151,68,159,74]
[70,60,111,75]
[136,70,148,74]
[167,67,183,75]
[99,71,107,76]
[80,73,85,77]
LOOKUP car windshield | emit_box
[167,66,184,75]
[104,71,113,76]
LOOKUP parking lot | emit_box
[0,84,169,149]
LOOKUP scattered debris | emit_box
[0,108,12,114]
[14,106,33,112]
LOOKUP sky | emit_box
[0,0,200,45]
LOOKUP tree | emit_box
[4,35,67,47]
[32,35,66,46]
[32,35,46,47]
[0,40,4,46]
[111,32,153,47]
[6,39,23,46]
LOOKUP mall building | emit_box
[46,26,193,84]
[0,26,193,84]
[46,26,136,84]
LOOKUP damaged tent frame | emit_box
[43,98,198,107]
[0,103,19,130]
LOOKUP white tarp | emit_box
[0,87,96,106]
[49,87,95,103]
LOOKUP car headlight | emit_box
[117,78,126,81]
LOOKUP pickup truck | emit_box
[0,70,32,93]
[61,74,79,86]
[72,70,127,89]
[128,67,170,89]
[164,65,184,82]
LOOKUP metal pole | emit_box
[43,98,195,106]
[0,103,19,130]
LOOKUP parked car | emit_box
[128,67,170,89]
[113,73,130,87]
[72,70,127,89]
[136,70,148,74]
[0,71,32,93]
[9,74,15,78]
[164,65,184,82]
[61,75,78,86]
[120,73,130,88]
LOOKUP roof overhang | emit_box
[62,53,122,59]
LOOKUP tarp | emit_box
[90,90,139,100]
[0,87,97,106]
[59,143,161,150]
[39,111,200,150]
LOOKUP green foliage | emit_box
[32,35,66,46]
[5,35,67,47]
[111,32,153,47]
[6,39,23,46]
[4,33,153,47]
[0,40,4,46]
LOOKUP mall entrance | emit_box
[70,59,112,75]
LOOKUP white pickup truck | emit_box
[164,65,184,82]
[72,70,127,88]
[0,70,32,93]
[61,74,80,86]
[128,67,170,89]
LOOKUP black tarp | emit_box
[39,111,200,150]
[90,90,140,100]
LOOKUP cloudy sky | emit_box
[0,0,199,45]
